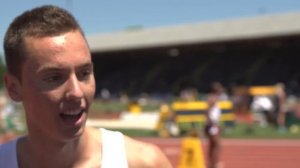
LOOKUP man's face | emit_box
[19,31,95,141]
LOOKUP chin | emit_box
[60,124,86,142]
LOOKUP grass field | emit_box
[221,123,300,139]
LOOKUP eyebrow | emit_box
[78,62,94,70]
[37,61,93,73]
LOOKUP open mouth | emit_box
[60,109,85,124]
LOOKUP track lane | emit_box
[136,138,300,168]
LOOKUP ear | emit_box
[4,73,22,102]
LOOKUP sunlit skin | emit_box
[20,31,95,141]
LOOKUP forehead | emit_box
[23,31,91,67]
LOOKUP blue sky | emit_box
[1,0,300,55]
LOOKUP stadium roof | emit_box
[87,12,300,53]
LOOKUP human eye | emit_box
[43,73,64,83]
[77,68,93,81]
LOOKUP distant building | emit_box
[87,12,300,97]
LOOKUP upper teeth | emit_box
[63,110,82,115]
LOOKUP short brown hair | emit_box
[3,5,84,80]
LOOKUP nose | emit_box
[65,74,84,101]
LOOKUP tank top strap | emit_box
[100,128,128,168]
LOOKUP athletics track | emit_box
[137,138,300,168]
[1,133,299,167]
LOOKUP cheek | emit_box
[21,93,51,120]
[86,80,96,102]
[23,92,58,110]
[88,83,96,99]
[21,82,62,111]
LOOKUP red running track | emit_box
[136,138,300,168]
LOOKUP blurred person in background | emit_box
[211,81,229,101]
[205,83,223,168]
[274,83,288,133]
[0,5,172,168]
[251,95,275,127]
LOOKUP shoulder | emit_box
[124,136,172,168]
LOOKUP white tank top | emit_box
[101,128,128,168]
[0,129,128,168]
